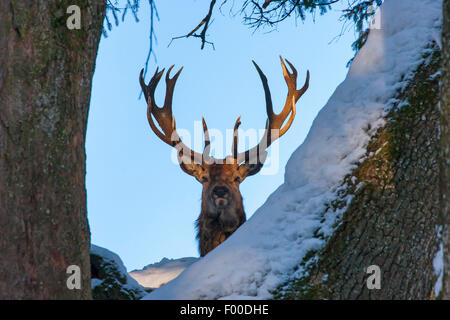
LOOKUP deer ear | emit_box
[179,161,205,183]
[238,162,264,180]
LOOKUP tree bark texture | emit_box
[441,0,449,301]
[0,1,105,299]
[277,44,444,299]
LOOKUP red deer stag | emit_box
[139,57,309,256]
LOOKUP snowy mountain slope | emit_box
[129,257,199,289]
[144,0,442,300]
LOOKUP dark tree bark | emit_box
[277,43,444,300]
[441,0,449,300]
[0,1,105,299]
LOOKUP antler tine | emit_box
[235,58,309,165]
[202,117,212,162]
[284,57,310,102]
[231,61,274,163]
[232,116,241,159]
[273,56,309,136]
[139,68,148,100]
[163,65,183,114]
[283,58,297,77]
[275,57,297,126]
[252,61,274,121]
[139,67,165,108]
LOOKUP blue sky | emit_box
[87,0,356,271]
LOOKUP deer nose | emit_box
[213,186,229,198]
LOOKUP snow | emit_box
[144,0,442,300]
[90,244,144,293]
[129,257,199,289]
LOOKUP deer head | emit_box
[139,57,309,256]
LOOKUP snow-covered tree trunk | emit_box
[441,0,450,301]
[279,45,444,300]
[0,1,105,299]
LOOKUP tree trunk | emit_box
[0,1,105,299]
[441,0,450,300]
[278,43,444,299]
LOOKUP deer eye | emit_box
[234,177,241,183]
[201,177,209,183]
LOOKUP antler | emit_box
[139,58,308,171]
[139,66,211,165]
[233,56,309,165]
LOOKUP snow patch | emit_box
[129,257,199,289]
[91,244,144,294]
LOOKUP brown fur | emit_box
[187,161,253,256]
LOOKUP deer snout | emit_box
[212,186,229,207]
[213,186,229,198]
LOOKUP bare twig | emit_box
[244,0,340,30]
[104,0,159,95]
[143,0,159,74]
[139,0,159,99]
[169,0,217,50]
